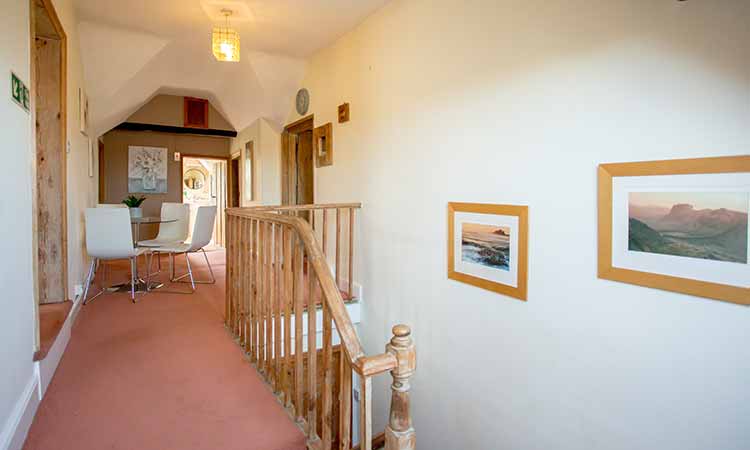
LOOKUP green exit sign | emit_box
[11,72,30,113]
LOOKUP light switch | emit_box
[174,152,181,161]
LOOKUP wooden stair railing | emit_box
[246,203,360,301]
[226,204,416,450]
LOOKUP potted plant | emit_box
[122,195,146,218]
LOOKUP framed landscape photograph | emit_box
[447,202,528,301]
[598,155,750,305]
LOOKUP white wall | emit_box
[231,117,281,206]
[0,0,37,447]
[285,1,750,449]
[54,0,98,300]
[0,0,94,447]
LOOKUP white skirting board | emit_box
[1,296,82,450]
[0,367,40,450]
[38,299,82,395]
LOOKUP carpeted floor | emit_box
[23,249,306,450]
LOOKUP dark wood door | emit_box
[296,130,314,206]
[230,157,240,207]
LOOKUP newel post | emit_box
[384,325,416,450]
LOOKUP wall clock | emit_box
[296,88,310,115]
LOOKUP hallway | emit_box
[23,251,306,450]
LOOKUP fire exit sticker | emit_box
[11,72,30,113]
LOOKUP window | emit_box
[183,97,208,128]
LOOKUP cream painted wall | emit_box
[52,0,98,301]
[285,1,750,449]
[231,117,282,206]
[126,94,234,131]
[0,0,37,447]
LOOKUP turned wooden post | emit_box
[384,325,416,450]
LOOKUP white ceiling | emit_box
[75,0,389,135]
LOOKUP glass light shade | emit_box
[212,26,240,62]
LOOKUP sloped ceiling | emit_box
[75,0,389,135]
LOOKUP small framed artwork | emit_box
[78,87,89,135]
[447,202,528,301]
[338,102,350,123]
[314,122,333,167]
[598,155,750,305]
[88,138,95,177]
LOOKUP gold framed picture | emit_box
[598,155,750,305]
[447,202,528,301]
[314,122,333,167]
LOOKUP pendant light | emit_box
[212,9,240,62]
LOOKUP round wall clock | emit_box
[296,88,310,115]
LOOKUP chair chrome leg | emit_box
[145,253,152,292]
[185,253,196,291]
[129,257,137,302]
[169,253,175,281]
[82,258,96,305]
[171,249,216,285]
[201,248,216,284]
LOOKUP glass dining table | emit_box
[107,216,177,293]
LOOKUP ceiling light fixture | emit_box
[212,9,240,62]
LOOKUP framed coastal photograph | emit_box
[128,146,168,193]
[447,202,528,301]
[598,155,750,305]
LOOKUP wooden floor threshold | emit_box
[34,300,73,361]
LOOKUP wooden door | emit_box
[230,157,240,207]
[281,115,314,208]
[296,130,314,206]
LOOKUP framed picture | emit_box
[447,202,528,301]
[314,122,333,167]
[128,146,168,193]
[598,155,750,305]
[88,138,94,177]
[78,87,89,135]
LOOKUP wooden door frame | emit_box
[30,0,68,301]
[229,152,241,208]
[281,115,314,205]
[179,153,231,203]
[180,154,230,247]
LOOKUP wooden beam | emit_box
[114,121,237,137]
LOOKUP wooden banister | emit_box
[225,204,414,450]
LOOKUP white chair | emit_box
[150,206,217,292]
[137,202,190,247]
[82,207,148,303]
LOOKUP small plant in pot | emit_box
[122,195,146,218]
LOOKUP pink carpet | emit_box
[24,250,306,450]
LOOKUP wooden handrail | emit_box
[227,208,365,362]
[225,205,415,450]
[247,202,362,212]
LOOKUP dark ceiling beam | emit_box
[113,121,237,138]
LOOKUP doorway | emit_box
[31,0,67,305]
[181,155,228,247]
[281,115,315,209]
[230,154,240,208]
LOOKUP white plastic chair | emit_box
[137,202,190,247]
[150,206,217,292]
[82,207,148,302]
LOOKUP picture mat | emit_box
[612,172,750,288]
[454,211,519,288]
